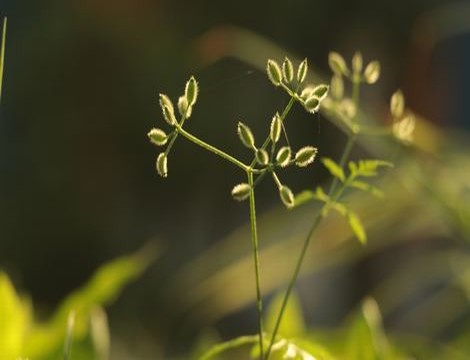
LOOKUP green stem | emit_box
[0,17,7,103]
[248,171,265,360]
[265,79,362,360]
[175,123,250,172]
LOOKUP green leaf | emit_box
[347,211,367,244]
[265,291,306,338]
[321,157,345,182]
[293,190,315,207]
[344,298,398,360]
[314,186,330,202]
[199,335,259,360]
[330,201,348,217]
[0,272,31,360]
[24,245,157,358]
[348,180,384,198]
[356,159,393,178]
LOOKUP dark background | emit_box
[1,0,469,357]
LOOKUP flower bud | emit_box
[352,51,363,74]
[270,113,282,143]
[364,61,380,84]
[330,75,344,100]
[390,90,405,119]
[255,148,269,166]
[276,146,291,167]
[185,76,199,106]
[237,122,256,149]
[282,57,294,83]
[304,96,320,113]
[147,128,168,146]
[156,153,168,178]
[231,183,251,201]
[297,58,308,84]
[328,52,349,76]
[295,146,318,167]
[266,59,282,86]
[279,185,295,208]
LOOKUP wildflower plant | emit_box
[148,52,414,359]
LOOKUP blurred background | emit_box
[0,0,469,358]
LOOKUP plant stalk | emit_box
[248,170,265,360]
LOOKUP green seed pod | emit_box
[147,128,168,146]
[352,51,363,74]
[255,148,269,166]
[266,59,282,86]
[178,95,192,118]
[330,75,344,100]
[393,112,415,143]
[270,113,282,143]
[340,98,357,119]
[295,146,318,167]
[300,86,315,101]
[364,61,380,84]
[390,90,405,119]
[162,105,176,126]
[159,93,174,114]
[297,58,308,84]
[279,185,295,208]
[328,52,349,76]
[156,153,168,178]
[276,146,291,167]
[185,76,199,106]
[282,57,294,84]
[237,121,256,149]
[312,84,329,100]
[304,96,321,113]
[231,183,251,201]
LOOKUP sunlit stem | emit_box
[265,76,362,360]
[0,17,8,103]
[248,170,265,360]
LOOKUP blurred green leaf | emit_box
[265,291,306,339]
[347,211,367,244]
[294,190,315,207]
[321,158,345,182]
[0,272,31,360]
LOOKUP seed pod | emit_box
[162,105,176,126]
[352,51,363,74]
[295,146,318,167]
[266,59,282,86]
[330,75,344,100]
[231,183,251,201]
[297,58,308,84]
[147,128,168,146]
[237,122,256,149]
[304,96,320,113]
[282,57,294,83]
[312,84,329,100]
[340,98,357,119]
[390,90,405,119]
[256,148,269,166]
[279,185,295,208]
[393,113,415,143]
[156,153,168,178]
[178,95,192,118]
[328,52,349,76]
[185,76,199,106]
[364,61,380,84]
[270,113,282,143]
[276,146,291,167]
[159,93,174,114]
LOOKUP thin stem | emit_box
[265,78,363,360]
[0,17,7,103]
[248,171,265,360]
[175,123,250,172]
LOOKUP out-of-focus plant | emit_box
[0,248,155,360]
[148,49,414,359]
